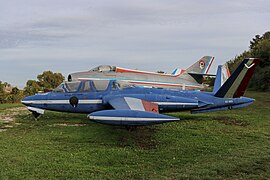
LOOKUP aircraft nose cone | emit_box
[21,95,34,105]
[21,93,49,106]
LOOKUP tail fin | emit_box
[171,68,180,75]
[214,58,259,98]
[185,56,214,74]
[171,68,185,75]
[213,63,231,93]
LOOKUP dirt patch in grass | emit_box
[0,107,27,132]
[0,129,7,132]
[215,116,250,127]
[263,100,270,104]
[48,123,89,127]
[0,107,26,119]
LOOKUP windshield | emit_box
[53,81,81,93]
[65,81,81,92]
[80,81,92,92]
[92,80,110,91]
[90,65,116,72]
[53,80,135,93]
[53,83,65,93]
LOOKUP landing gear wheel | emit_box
[32,111,41,119]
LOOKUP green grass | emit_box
[0,91,269,179]
[0,103,23,111]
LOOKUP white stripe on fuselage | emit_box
[155,102,198,106]
[22,99,198,106]
[21,99,102,104]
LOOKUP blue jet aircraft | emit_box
[22,58,259,127]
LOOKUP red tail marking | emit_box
[205,57,214,74]
[233,59,259,98]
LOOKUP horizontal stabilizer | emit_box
[188,72,216,84]
[188,72,216,76]
[88,110,180,126]
[191,99,254,114]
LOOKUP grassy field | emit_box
[0,91,269,179]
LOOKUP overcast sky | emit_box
[0,0,269,88]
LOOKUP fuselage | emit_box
[68,56,215,90]
[21,80,254,114]
[70,69,202,90]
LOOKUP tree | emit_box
[6,87,24,103]
[0,81,5,103]
[37,71,65,90]
[24,80,42,96]
[0,81,3,93]
[228,32,270,91]
[24,71,65,96]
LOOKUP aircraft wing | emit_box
[108,97,159,113]
[88,97,180,126]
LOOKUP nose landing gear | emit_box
[27,107,45,119]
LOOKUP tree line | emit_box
[0,71,64,104]
[1,32,269,104]
[0,82,24,104]
[227,31,270,91]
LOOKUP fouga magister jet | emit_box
[67,56,215,90]
[22,58,258,127]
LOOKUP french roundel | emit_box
[199,60,206,70]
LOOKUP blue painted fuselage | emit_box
[22,80,254,114]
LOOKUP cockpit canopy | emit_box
[53,80,133,93]
[90,65,116,72]
[53,81,81,93]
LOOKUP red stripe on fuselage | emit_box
[116,67,183,77]
[129,81,200,89]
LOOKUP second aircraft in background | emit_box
[68,56,218,90]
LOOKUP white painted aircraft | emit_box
[68,56,218,90]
